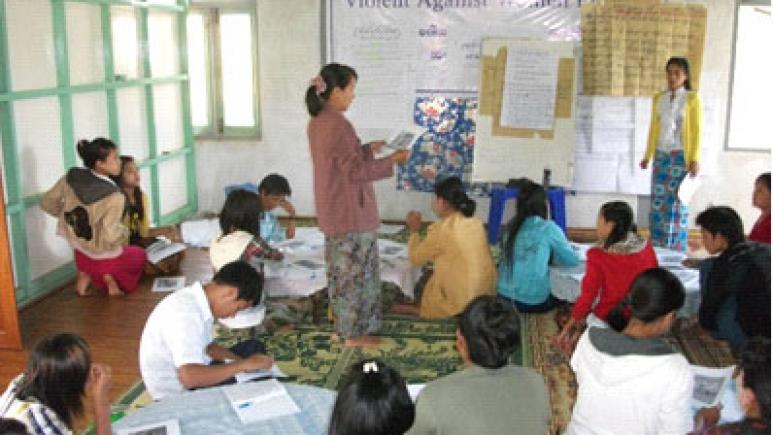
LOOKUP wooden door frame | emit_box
[0,168,22,350]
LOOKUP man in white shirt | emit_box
[139,260,273,400]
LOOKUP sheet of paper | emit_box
[385,131,416,151]
[407,384,426,402]
[235,364,288,384]
[592,96,635,128]
[151,276,186,293]
[690,365,736,408]
[223,379,300,424]
[634,96,653,154]
[592,128,634,154]
[570,242,593,262]
[180,218,220,248]
[378,223,405,235]
[500,46,559,130]
[572,153,618,193]
[617,156,651,195]
[116,419,181,435]
[575,96,593,153]
[378,239,408,258]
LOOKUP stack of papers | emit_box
[223,379,300,424]
[180,218,220,248]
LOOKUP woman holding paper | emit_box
[306,63,410,347]
[640,57,703,252]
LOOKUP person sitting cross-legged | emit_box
[407,295,550,435]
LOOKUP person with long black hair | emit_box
[405,176,496,319]
[566,268,692,434]
[555,201,657,354]
[0,334,113,435]
[497,179,579,313]
[328,359,415,435]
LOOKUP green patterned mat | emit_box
[103,315,527,430]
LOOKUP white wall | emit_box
[196,0,770,231]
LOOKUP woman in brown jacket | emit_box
[40,138,146,296]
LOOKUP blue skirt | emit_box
[649,150,689,251]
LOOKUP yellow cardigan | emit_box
[644,90,703,164]
[408,212,496,319]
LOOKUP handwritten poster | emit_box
[500,47,559,130]
[581,3,707,96]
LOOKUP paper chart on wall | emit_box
[572,153,618,193]
[571,95,652,194]
[499,47,559,130]
[580,3,707,96]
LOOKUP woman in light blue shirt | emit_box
[498,179,579,313]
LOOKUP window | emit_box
[188,4,259,139]
[0,0,196,305]
[726,2,772,151]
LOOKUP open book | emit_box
[145,237,186,264]
[691,364,736,408]
[223,379,300,424]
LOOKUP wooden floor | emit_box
[0,276,165,400]
[0,248,215,403]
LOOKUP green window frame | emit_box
[188,1,261,140]
[0,0,197,306]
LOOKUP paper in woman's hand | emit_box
[386,131,416,151]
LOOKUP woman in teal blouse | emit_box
[497,180,579,312]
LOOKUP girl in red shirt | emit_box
[749,172,770,244]
[556,201,658,355]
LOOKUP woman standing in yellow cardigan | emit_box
[640,57,703,252]
[405,177,496,319]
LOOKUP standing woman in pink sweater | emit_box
[306,63,410,347]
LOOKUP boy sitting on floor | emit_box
[139,260,273,400]
[695,206,771,351]
[258,173,296,241]
[408,295,549,435]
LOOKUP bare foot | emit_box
[344,336,382,347]
[104,275,124,297]
[75,272,91,296]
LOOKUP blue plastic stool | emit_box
[486,186,567,244]
[224,182,259,196]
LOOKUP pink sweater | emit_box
[307,108,394,237]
